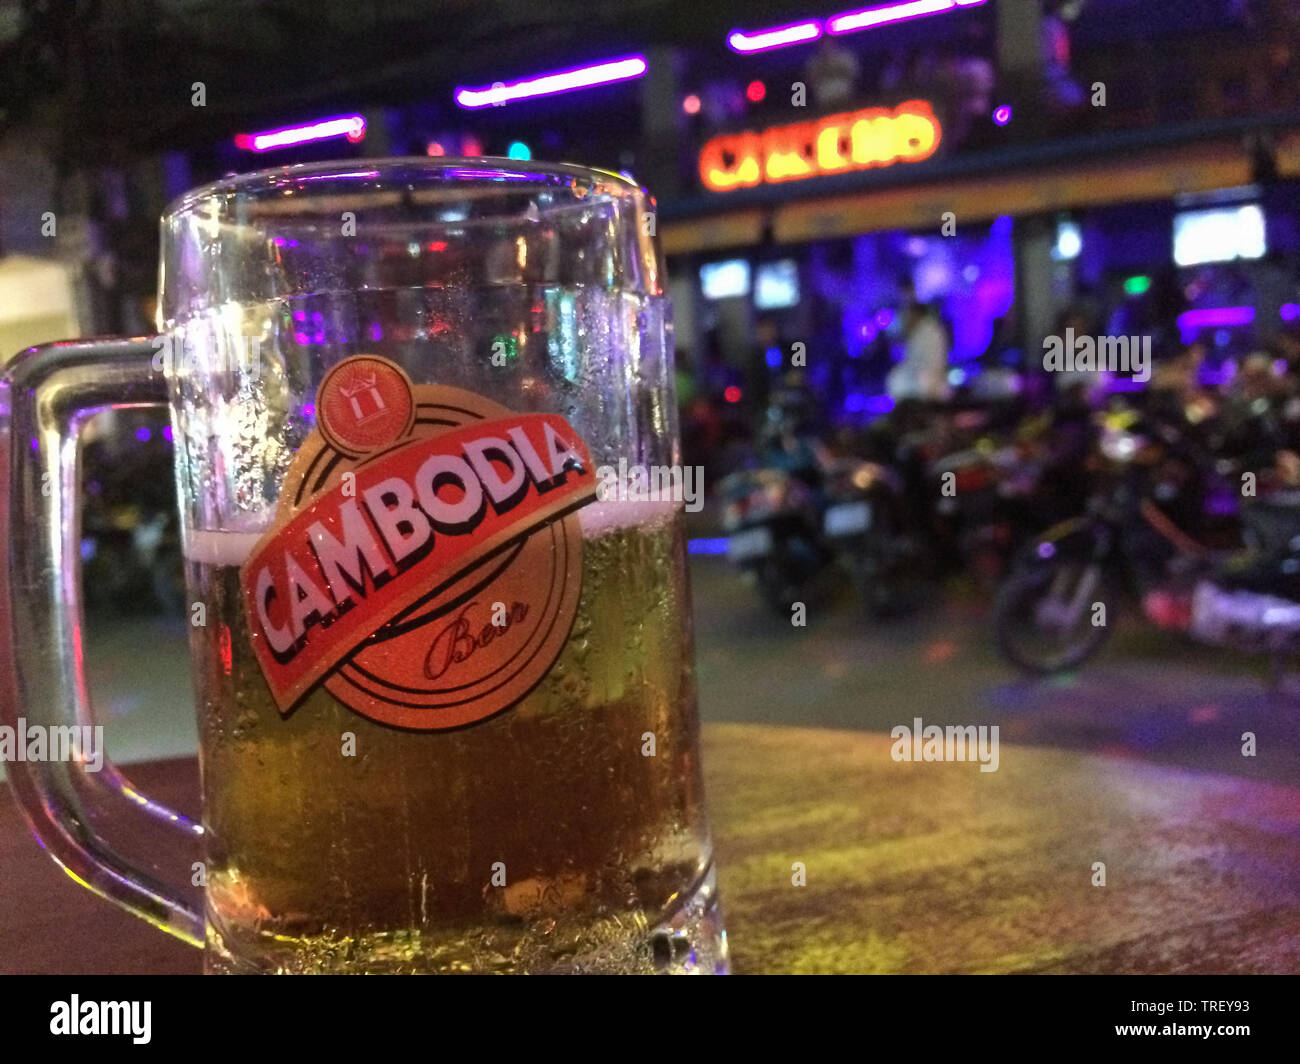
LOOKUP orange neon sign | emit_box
[698,100,941,192]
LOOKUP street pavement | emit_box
[689,556,1300,786]
[19,557,1296,788]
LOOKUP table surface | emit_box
[4,724,1300,974]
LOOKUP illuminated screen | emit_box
[700,259,751,300]
[1173,204,1266,267]
[754,259,801,309]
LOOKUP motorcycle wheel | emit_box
[994,561,1114,675]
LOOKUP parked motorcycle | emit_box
[1189,489,1300,668]
[720,377,920,617]
[820,456,925,616]
[720,465,828,616]
[993,410,1300,674]
[881,404,1070,589]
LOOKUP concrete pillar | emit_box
[1015,213,1057,363]
[640,47,685,199]
[996,0,1046,136]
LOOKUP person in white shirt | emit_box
[888,302,952,403]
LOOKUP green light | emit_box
[507,141,531,160]
[1124,275,1151,296]
[490,333,519,364]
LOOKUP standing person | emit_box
[888,300,953,404]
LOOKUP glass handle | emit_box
[0,337,203,947]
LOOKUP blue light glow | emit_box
[845,393,895,416]
[688,538,731,555]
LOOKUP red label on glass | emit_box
[239,356,596,730]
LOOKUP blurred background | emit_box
[2,0,1300,782]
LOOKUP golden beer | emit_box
[187,502,725,974]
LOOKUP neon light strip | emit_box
[1107,377,1147,393]
[828,0,985,35]
[728,0,985,55]
[728,21,823,54]
[687,538,731,556]
[1177,307,1256,331]
[235,115,366,152]
[455,55,647,109]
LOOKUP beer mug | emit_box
[0,159,727,974]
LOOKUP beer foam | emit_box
[184,528,264,565]
[183,499,677,565]
[576,498,680,538]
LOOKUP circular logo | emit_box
[258,356,590,732]
[316,355,416,456]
